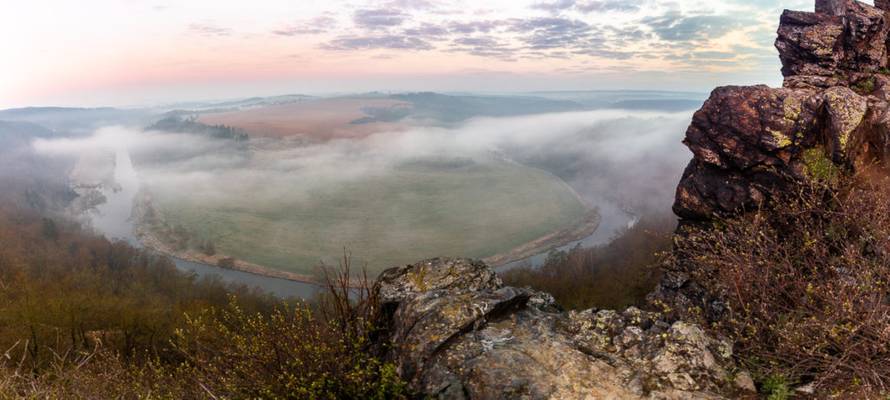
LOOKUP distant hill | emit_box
[0,120,56,144]
[608,99,704,111]
[527,90,707,111]
[388,92,584,124]
[0,106,153,134]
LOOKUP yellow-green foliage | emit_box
[0,204,408,399]
[171,300,408,399]
[770,130,793,148]
[853,76,876,94]
[801,147,839,184]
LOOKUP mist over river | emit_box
[86,145,636,297]
[90,147,322,298]
[49,107,693,299]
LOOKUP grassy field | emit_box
[148,158,587,277]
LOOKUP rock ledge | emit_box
[374,258,748,399]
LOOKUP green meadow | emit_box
[150,158,587,277]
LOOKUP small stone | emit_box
[734,372,757,393]
[796,382,817,394]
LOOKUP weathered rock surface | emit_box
[374,258,747,399]
[674,0,890,221]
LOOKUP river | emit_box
[88,148,322,299]
[495,199,637,272]
[87,148,628,298]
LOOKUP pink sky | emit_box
[0,0,825,108]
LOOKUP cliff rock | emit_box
[374,258,748,399]
[675,0,889,221]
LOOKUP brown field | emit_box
[198,98,409,141]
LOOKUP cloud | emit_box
[449,37,515,60]
[383,0,438,10]
[509,17,603,51]
[533,0,642,14]
[446,20,504,34]
[323,35,434,51]
[402,23,451,39]
[532,0,576,12]
[576,0,642,13]
[188,22,232,37]
[641,12,747,42]
[273,0,777,72]
[354,8,409,29]
[273,16,338,36]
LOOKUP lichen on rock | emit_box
[373,258,747,399]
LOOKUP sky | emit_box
[0,0,841,108]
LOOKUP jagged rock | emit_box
[374,258,743,399]
[664,0,890,321]
[672,85,822,219]
[823,86,868,159]
[675,1,890,221]
[777,2,888,84]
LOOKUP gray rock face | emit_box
[374,258,747,399]
[778,2,888,83]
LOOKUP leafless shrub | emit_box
[671,176,890,396]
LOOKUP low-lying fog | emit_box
[34,109,692,230]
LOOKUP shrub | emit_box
[853,76,876,94]
[503,213,675,310]
[171,255,407,399]
[0,204,407,399]
[670,177,890,396]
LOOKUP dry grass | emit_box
[670,176,890,397]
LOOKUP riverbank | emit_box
[136,225,319,283]
[483,209,601,267]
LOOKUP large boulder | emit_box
[374,258,749,399]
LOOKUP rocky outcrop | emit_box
[374,258,750,399]
[665,0,890,318]
[674,0,890,221]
